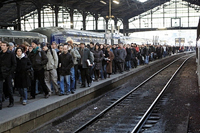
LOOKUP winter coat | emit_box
[28,48,48,71]
[59,52,74,76]
[14,54,32,88]
[70,48,81,65]
[112,48,118,61]
[78,48,93,68]
[0,50,16,80]
[125,48,132,61]
[131,47,137,58]
[44,49,58,70]
[106,51,114,74]
[93,49,104,70]
[143,46,151,56]
[116,48,126,63]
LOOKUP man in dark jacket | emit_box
[59,45,74,95]
[116,44,126,73]
[28,40,49,99]
[0,41,16,109]
[78,43,93,88]
[112,44,118,74]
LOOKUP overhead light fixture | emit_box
[100,0,106,4]
[113,0,119,4]
[137,0,148,3]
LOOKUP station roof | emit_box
[0,0,200,27]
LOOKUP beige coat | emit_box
[106,51,114,74]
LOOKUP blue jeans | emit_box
[19,88,27,103]
[60,75,71,94]
[126,60,131,70]
[163,51,167,57]
[70,67,75,92]
[145,56,149,64]
[100,64,107,79]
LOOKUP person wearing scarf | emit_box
[15,47,32,105]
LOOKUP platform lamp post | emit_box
[104,0,119,45]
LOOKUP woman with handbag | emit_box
[15,47,32,105]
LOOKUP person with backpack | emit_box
[28,40,50,99]
[42,42,59,95]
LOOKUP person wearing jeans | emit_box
[15,47,32,105]
[60,75,70,95]
[58,45,74,95]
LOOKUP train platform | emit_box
[0,53,192,133]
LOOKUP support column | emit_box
[82,12,87,30]
[123,18,129,36]
[16,2,21,31]
[151,10,153,28]
[114,18,118,31]
[95,14,98,31]
[70,9,74,29]
[55,5,59,27]
[188,2,189,27]
[105,19,108,30]
[163,5,165,27]
[37,7,41,28]
[139,15,141,29]
[43,7,45,27]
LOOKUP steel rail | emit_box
[131,54,194,133]
[73,54,192,133]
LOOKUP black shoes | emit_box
[80,85,86,88]
[7,103,14,108]
[45,94,50,98]
[88,83,92,87]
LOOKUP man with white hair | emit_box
[58,45,74,95]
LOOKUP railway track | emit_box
[72,53,194,133]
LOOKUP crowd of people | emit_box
[0,39,186,110]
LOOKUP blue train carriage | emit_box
[0,29,47,45]
[31,27,106,45]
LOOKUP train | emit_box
[0,27,149,45]
[0,29,47,45]
[31,27,150,45]
[31,27,122,44]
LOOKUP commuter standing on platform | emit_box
[112,44,118,74]
[42,43,59,95]
[78,43,93,88]
[15,47,32,105]
[59,45,74,95]
[116,44,126,73]
[28,40,50,99]
[69,43,81,92]
[106,46,114,78]
[0,41,16,109]
[93,43,104,81]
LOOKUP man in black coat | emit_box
[28,40,49,99]
[0,41,16,109]
[116,44,126,73]
[112,44,118,74]
[78,43,93,87]
[59,45,74,95]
